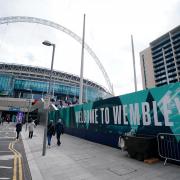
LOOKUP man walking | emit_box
[55,119,64,146]
[16,121,22,140]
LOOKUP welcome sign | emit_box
[51,82,180,147]
[75,98,179,127]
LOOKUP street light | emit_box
[25,89,33,131]
[42,40,56,156]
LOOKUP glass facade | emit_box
[0,74,14,96]
[0,63,111,103]
[0,74,107,102]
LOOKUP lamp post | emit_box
[25,89,32,131]
[79,14,86,104]
[131,35,137,92]
[42,40,56,156]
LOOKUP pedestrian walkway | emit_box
[21,125,180,180]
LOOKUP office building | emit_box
[140,25,180,89]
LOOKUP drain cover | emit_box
[107,167,137,176]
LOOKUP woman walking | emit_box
[28,119,36,138]
[47,120,55,147]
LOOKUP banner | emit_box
[51,82,180,147]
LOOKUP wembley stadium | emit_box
[0,62,112,104]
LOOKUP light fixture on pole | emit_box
[42,40,56,156]
[25,89,33,131]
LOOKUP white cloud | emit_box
[0,0,180,95]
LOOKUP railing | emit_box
[157,133,180,165]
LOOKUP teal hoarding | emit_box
[50,82,180,147]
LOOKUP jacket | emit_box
[28,122,36,132]
[47,123,55,136]
[16,123,22,132]
[55,122,64,135]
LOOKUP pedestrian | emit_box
[28,119,36,138]
[47,120,55,147]
[0,116,2,125]
[34,119,39,126]
[12,115,16,123]
[6,114,10,124]
[55,119,64,146]
[1,117,4,125]
[16,122,22,140]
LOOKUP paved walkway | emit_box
[21,125,180,180]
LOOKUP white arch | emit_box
[0,16,114,95]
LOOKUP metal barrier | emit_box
[157,133,180,165]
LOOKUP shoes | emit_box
[57,142,61,146]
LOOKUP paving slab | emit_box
[21,125,180,180]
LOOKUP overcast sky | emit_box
[0,0,180,96]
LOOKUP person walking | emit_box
[16,122,22,140]
[0,116,2,125]
[1,116,4,125]
[55,119,64,146]
[12,115,16,123]
[47,120,55,147]
[34,119,38,126]
[28,119,36,138]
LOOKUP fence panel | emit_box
[157,133,180,165]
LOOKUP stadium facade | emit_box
[140,25,180,89]
[0,62,111,103]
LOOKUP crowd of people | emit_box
[52,95,81,108]
[0,113,64,148]
[0,114,11,125]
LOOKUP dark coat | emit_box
[47,123,55,136]
[16,123,22,132]
[55,122,64,135]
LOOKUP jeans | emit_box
[47,134,52,146]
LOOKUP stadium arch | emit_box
[0,16,114,95]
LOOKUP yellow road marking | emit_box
[13,156,17,180]
[12,144,23,180]
[12,142,23,180]
[8,142,23,180]
[18,156,23,180]
[8,143,17,180]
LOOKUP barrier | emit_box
[157,133,180,165]
[50,82,180,152]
